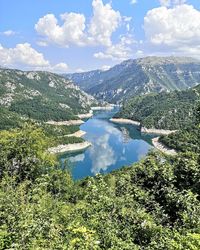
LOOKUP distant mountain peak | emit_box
[136,56,199,65]
[65,56,200,103]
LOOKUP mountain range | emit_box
[0,68,97,123]
[66,56,200,103]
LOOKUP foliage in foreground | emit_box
[0,124,200,249]
[0,107,24,130]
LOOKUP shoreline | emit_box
[110,118,140,126]
[152,137,177,156]
[141,127,177,135]
[91,106,115,111]
[46,119,84,126]
[65,130,86,138]
[77,112,93,119]
[109,117,178,155]
[110,117,177,135]
[48,141,92,154]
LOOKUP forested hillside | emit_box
[0,106,199,249]
[66,56,200,103]
[0,68,97,122]
[116,84,200,130]
[0,107,25,130]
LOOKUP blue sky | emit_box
[0,0,200,72]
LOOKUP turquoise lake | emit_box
[60,109,154,180]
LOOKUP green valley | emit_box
[0,104,199,249]
[2,0,200,248]
[0,59,200,250]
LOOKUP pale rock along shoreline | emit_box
[77,113,93,119]
[48,141,92,154]
[152,137,177,156]
[47,116,89,154]
[141,127,177,135]
[46,120,84,126]
[109,118,177,136]
[110,118,140,126]
[65,130,86,138]
[91,106,115,111]
[109,117,178,155]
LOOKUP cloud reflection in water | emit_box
[89,134,117,175]
[69,153,85,163]
[66,116,153,178]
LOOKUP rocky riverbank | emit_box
[152,137,177,156]
[110,118,140,126]
[141,127,177,135]
[65,130,86,138]
[46,120,84,126]
[77,112,93,119]
[110,117,178,154]
[48,141,92,154]
[91,105,115,111]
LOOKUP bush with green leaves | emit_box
[0,123,200,249]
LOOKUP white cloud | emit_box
[36,41,48,47]
[159,0,186,6]
[35,0,122,47]
[130,0,137,5]
[50,63,68,73]
[75,68,85,73]
[88,0,121,46]
[94,35,135,61]
[0,43,49,68]
[0,43,69,73]
[101,65,111,71]
[136,50,144,57]
[35,13,86,47]
[144,4,200,57]
[1,30,16,36]
[123,16,132,22]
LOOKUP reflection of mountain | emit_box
[89,134,117,175]
[120,127,131,144]
[114,123,153,145]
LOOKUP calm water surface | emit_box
[60,109,154,180]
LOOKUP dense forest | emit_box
[159,125,200,153]
[159,102,200,153]
[0,107,26,130]
[9,97,78,122]
[116,85,200,130]
[0,104,199,249]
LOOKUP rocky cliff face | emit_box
[65,56,200,103]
